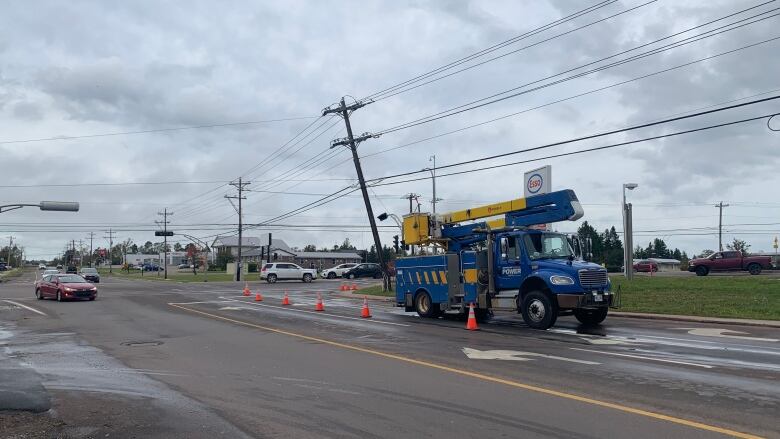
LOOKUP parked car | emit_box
[343,263,383,279]
[79,267,100,283]
[56,264,63,269]
[320,263,358,279]
[260,263,317,283]
[35,273,97,301]
[38,264,46,270]
[688,251,773,276]
[144,264,162,272]
[632,260,658,273]
[0,263,7,272]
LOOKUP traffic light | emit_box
[155,231,174,237]
[393,235,399,253]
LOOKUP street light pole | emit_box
[622,183,638,280]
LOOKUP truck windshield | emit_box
[523,233,574,260]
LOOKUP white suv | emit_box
[260,263,317,283]
[320,263,357,279]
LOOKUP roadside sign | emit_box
[524,165,551,198]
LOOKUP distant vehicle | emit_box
[688,251,773,276]
[143,264,162,272]
[38,264,46,270]
[0,262,7,272]
[66,266,78,274]
[35,273,97,301]
[633,260,658,273]
[177,263,195,269]
[320,263,357,279]
[79,267,100,283]
[343,263,383,279]
[56,264,63,269]
[260,263,317,283]
[43,269,60,277]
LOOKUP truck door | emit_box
[495,234,524,291]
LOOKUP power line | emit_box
[0,116,318,145]
[361,0,620,100]
[371,4,780,136]
[366,94,780,184]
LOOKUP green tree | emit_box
[601,226,623,270]
[652,238,670,258]
[339,238,357,250]
[303,244,317,252]
[726,238,750,256]
[699,249,715,258]
[173,243,183,252]
[577,221,604,262]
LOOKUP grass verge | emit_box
[98,268,245,283]
[611,275,780,320]
[355,284,396,297]
[0,268,24,282]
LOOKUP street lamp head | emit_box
[377,212,388,222]
[39,201,79,212]
[623,183,638,190]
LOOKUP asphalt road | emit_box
[1,270,778,438]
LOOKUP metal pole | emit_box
[431,155,437,214]
[237,177,243,282]
[626,203,634,280]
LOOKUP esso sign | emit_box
[526,173,543,194]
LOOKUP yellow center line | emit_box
[167,303,762,439]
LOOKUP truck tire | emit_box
[474,308,491,323]
[695,266,709,276]
[520,291,557,330]
[574,308,608,325]
[747,263,762,275]
[414,291,440,318]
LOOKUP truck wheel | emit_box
[302,273,313,283]
[267,274,277,284]
[695,266,708,276]
[474,308,491,323]
[574,308,608,325]
[414,291,440,318]
[520,291,557,330]
[747,263,762,275]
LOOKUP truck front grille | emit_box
[578,269,608,288]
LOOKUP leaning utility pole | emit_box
[323,97,388,290]
[157,208,173,279]
[226,177,249,282]
[85,232,95,267]
[103,229,116,273]
[403,193,420,214]
[6,236,14,268]
[715,201,729,251]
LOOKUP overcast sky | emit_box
[2,0,779,261]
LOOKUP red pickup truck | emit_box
[688,251,773,276]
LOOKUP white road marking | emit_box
[463,347,601,365]
[2,300,46,316]
[218,306,247,311]
[221,297,409,327]
[168,300,234,305]
[674,327,779,342]
[569,348,713,369]
[548,328,636,345]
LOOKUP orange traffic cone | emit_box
[242,282,251,296]
[351,282,358,291]
[340,282,347,291]
[465,303,479,331]
[254,292,263,302]
[361,296,372,318]
[281,291,291,306]
[315,292,325,312]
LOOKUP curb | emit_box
[609,311,780,328]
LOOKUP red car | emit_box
[35,273,97,301]
[633,260,658,273]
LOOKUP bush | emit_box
[248,262,258,273]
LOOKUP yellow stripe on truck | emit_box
[463,268,478,283]
[439,271,448,285]
[430,271,439,284]
[423,272,430,284]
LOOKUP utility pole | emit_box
[157,208,173,279]
[324,97,388,290]
[226,178,249,282]
[103,229,116,273]
[86,232,95,267]
[403,193,420,214]
[6,236,14,268]
[715,201,729,251]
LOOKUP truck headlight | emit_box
[550,275,574,285]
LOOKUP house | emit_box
[124,253,161,266]
[212,235,362,269]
